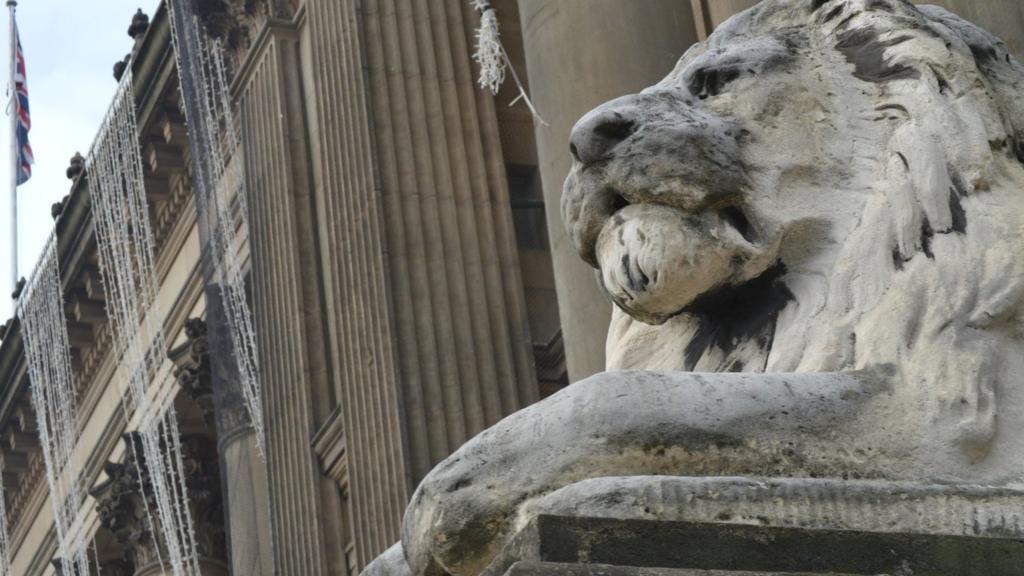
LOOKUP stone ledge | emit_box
[488,515,1024,576]
[505,561,861,576]
[484,477,1024,576]
[524,477,1024,540]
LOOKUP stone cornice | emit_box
[228,2,306,100]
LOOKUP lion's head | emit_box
[564,0,1024,459]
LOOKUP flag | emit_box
[13,21,31,186]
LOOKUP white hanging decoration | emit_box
[16,235,92,576]
[87,71,201,576]
[167,0,265,457]
[0,458,10,576]
[470,0,548,125]
[472,0,506,94]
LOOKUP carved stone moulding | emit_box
[190,0,265,59]
[171,318,214,427]
[484,477,1024,576]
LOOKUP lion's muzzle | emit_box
[563,90,767,324]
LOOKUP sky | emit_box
[0,0,161,320]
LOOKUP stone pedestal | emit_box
[517,0,699,382]
[484,478,1024,576]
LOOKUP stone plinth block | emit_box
[483,477,1024,576]
[504,564,860,576]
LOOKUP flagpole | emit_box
[6,0,16,296]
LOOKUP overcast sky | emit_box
[0,0,161,320]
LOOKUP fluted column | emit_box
[360,0,541,470]
[239,18,343,575]
[517,0,698,381]
[300,0,542,567]
[301,0,410,565]
[237,25,329,573]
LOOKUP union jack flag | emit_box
[13,21,32,185]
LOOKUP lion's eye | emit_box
[688,67,743,99]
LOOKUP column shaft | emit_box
[517,0,699,381]
[302,0,411,565]
[241,28,335,576]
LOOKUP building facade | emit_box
[0,1,1019,575]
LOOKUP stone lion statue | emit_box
[368,1,1024,575]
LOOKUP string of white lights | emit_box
[167,0,265,457]
[0,455,10,576]
[87,71,201,576]
[16,235,91,575]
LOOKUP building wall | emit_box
[246,0,542,570]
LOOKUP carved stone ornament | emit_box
[180,433,228,561]
[112,53,130,82]
[170,317,254,442]
[90,452,162,569]
[92,433,227,570]
[99,558,135,576]
[171,318,214,426]
[366,1,1024,575]
[66,151,85,180]
[128,9,150,40]
[191,0,264,55]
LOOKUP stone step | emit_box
[506,561,864,576]
[486,514,1024,576]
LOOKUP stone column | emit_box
[171,318,273,575]
[517,0,699,381]
[300,0,543,566]
[238,17,344,574]
[915,1,1024,58]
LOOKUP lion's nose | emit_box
[570,97,639,166]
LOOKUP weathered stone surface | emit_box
[363,544,415,576]
[399,369,1023,575]
[524,477,1024,539]
[370,1,1024,575]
